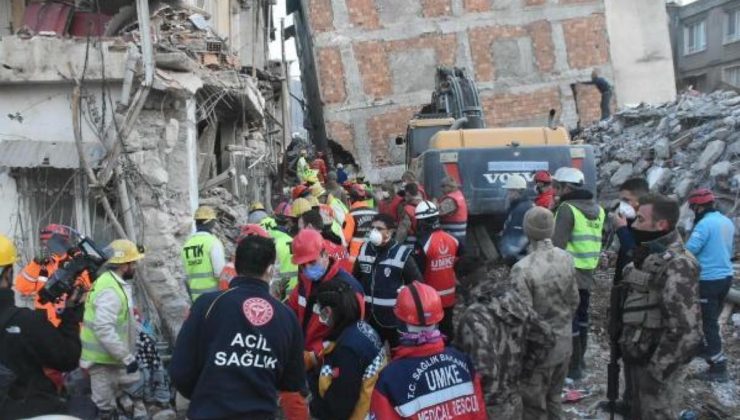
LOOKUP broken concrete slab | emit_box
[696,140,726,170]
[710,161,733,178]
[610,163,633,187]
[653,137,671,160]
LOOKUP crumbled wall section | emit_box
[125,90,194,339]
[302,0,614,181]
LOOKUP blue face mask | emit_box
[302,262,326,282]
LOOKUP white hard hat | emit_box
[502,174,527,190]
[337,163,344,169]
[415,200,439,220]
[552,167,585,185]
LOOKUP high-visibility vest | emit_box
[269,228,299,294]
[80,271,129,364]
[181,233,220,301]
[439,190,468,241]
[420,230,459,308]
[558,203,605,270]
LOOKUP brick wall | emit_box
[300,0,614,181]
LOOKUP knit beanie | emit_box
[524,206,555,241]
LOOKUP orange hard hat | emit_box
[237,224,270,242]
[534,171,552,183]
[688,188,715,205]
[292,184,309,200]
[394,281,443,327]
[291,229,324,265]
[40,224,71,241]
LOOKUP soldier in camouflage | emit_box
[618,194,702,420]
[512,207,580,420]
[454,256,555,420]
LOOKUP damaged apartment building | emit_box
[0,0,291,340]
[289,0,679,181]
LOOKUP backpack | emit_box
[0,306,21,404]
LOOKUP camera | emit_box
[38,234,108,305]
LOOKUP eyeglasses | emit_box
[371,225,388,231]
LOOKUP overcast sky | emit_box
[268,0,300,77]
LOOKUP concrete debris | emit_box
[199,187,248,258]
[579,91,740,239]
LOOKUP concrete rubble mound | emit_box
[578,90,740,242]
[199,187,248,258]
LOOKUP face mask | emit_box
[618,201,636,220]
[632,228,665,244]
[368,229,384,246]
[302,262,326,282]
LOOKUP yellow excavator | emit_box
[397,67,597,259]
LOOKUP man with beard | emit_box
[551,167,605,381]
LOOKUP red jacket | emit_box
[287,262,364,359]
[387,195,405,222]
[324,239,353,273]
[311,158,328,183]
[535,188,555,210]
[419,231,459,307]
[369,341,487,420]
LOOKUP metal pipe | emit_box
[449,117,468,130]
[136,0,154,88]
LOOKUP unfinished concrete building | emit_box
[0,0,288,340]
[289,0,677,181]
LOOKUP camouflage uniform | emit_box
[619,230,702,420]
[455,268,555,420]
[511,239,580,420]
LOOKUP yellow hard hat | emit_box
[107,239,145,264]
[194,206,217,221]
[0,235,18,266]
[250,201,265,212]
[309,183,326,198]
[291,198,312,218]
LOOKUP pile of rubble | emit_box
[199,187,248,258]
[580,90,740,233]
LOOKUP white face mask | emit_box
[618,201,636,220]
[368,229,384,246]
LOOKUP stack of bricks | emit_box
[302,0,614,180]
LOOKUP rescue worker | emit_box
[259,217,299,300]
[14,224,92,325]
[309,279,387,420]
[512,207,580,419]
[619,193,702,419]
[247,201,270,225]
[354,214,422,347]
[395,183,422,246]
[413,200,461,339]
[217,224,271,291]
[170,235,309,419]
[438,176,469,244]
[369,282,487,420]
[80,239,145,419]
[296,149,314,183]
[299,210,353,273]
[533,171,555,209]
[311,151,328,184]
[336,163,348,185]
[181,206,226,302]
[0,234,84,418]
[686,188,735,382]
[498,174,534,266]
[348,184,378,264]
[551,167,605,380]
[287,229,364,371]
[387,172,426,223]
[455,255,554,420]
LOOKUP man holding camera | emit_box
[80,239,144,420]
[0,234,84,418]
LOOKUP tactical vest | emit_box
[558,204,605,270]
[181,233,220,301]
[357,242,414,328]
[80,271,129,364]
[421,231,459,308]
[350,204,378,239]
[440,190,468,241]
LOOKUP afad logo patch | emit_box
[242,297,274,326]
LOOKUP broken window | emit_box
[723,65,740,87]
[684,20,706,55]
[725,9,740,43]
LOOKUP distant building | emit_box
[668,0,740,92]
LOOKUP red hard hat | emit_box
[534,171,552,183]
[40,224,71,241]
[688,188,715,205]
[291,229,324,265]
[394,281,443,327]
[237,224,269,242]
[292,184,309,200]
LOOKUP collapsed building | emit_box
[0,0,291,341]
[288,0,678,181]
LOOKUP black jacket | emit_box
[0,288,82,418]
